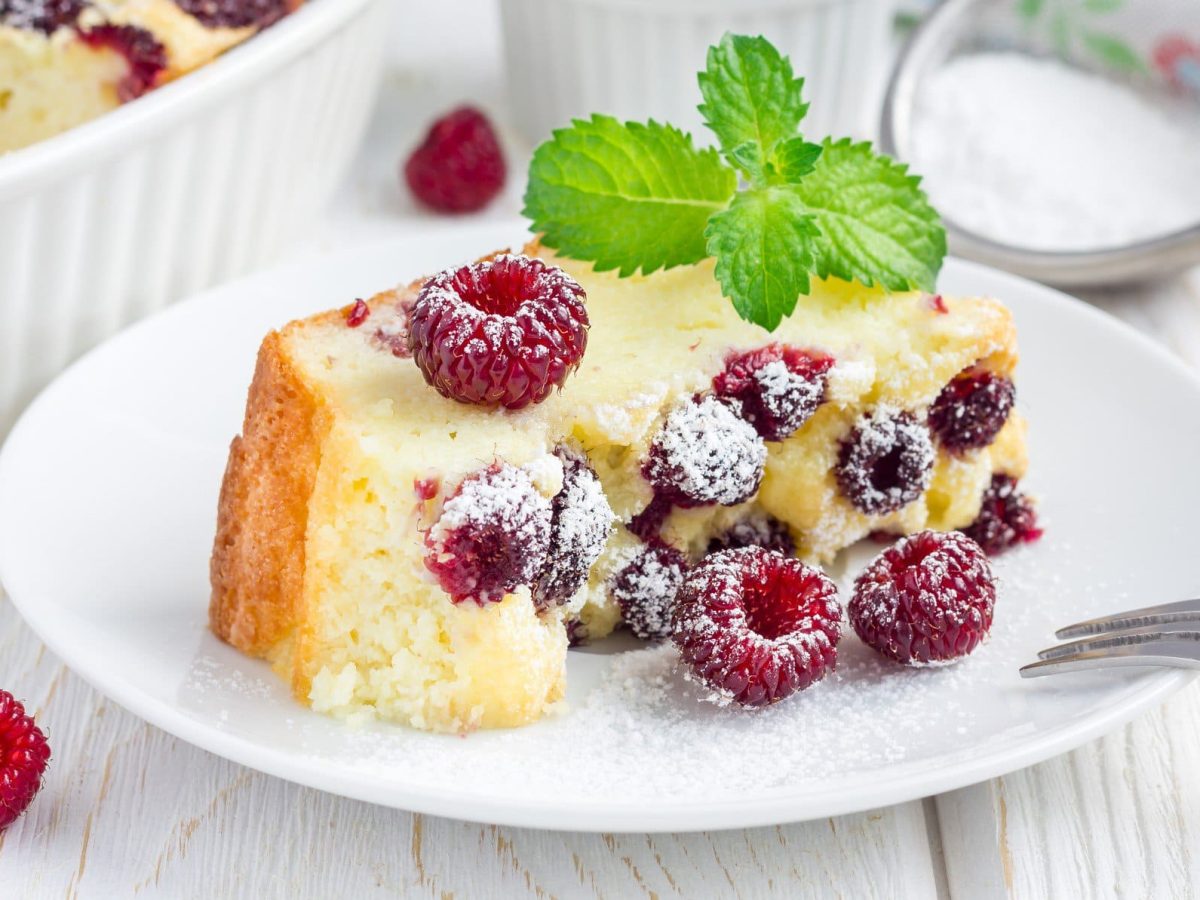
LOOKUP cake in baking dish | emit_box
[209,242,1031,733]
[0,0,302,153]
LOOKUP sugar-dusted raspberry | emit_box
[628,493,672,543]
[609,542,688,640]
[78,23,166,101]
[174,0,290,29]
[404,106,506,213]
[0,690,50,830]
[644,395,766,508]
[532,446,614,611]
[929,367,1016,453]
[836,409,933,515]
[851,530,995,665]
[407,255,588,409]
[713,344,834,441]
[707,512,795,557]
[425,463,551,604]
[672,547,842,707]
[962,474,1042,555]
[0,0,83,33]
[565,617,589,647]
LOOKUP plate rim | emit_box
[1,222,1196,832]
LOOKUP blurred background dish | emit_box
[0,0,389,433]
[881,0,1200,286]
[499,0,895,144]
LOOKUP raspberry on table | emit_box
[962,474,1042,555]
[928,367,1016,453]
[836,409,933,515]
[175,0,292,28]
[609,542,689,641]
[712,344,834,441]
[643,395,767,508]
[403,106,506,213]
[78,23,166,101]
[672,547,842,708]
[532,446,614,611]
[850,530,996,665]
[0,690,50,831]
[407,255,589,409]
[424,463,551,605]
[706,512,795,557]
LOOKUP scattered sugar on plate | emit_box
[910,52,1200,251]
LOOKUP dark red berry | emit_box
[672,547,842,707]
[962,474,1042,555]
[408,255,589,409]
[532,446,613,611]
[345,299,370,328]
[404,106,506,213]
[644,395,766,508]
[424,463,551,604]
[565,617,589,647]
[707,512,794,557]
[929,367,1015,453]
[713,344,833,441]
[628,493,672,543]
[609,543,689,641]
[836,409,933,515]
[174,0,291,29]
[79,23,166,101]
[0,690,50,830]
[1,0,83,33]
[850,530,995,665]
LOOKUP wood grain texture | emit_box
[0,594,941,900]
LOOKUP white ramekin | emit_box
[500,0,893,145]
[0,0,391,433]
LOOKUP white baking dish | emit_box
[499,0,894,145]
[0,0,391,432]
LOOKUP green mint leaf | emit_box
[774,136,823,182]
[794,138,946,293]
[523,115,737,277]
[704,186,819,332]
[1080,30,1145,72]
[727,141,765,182]
[698,34,808,172]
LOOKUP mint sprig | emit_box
[523,33,946,330]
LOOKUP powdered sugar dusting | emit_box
[755,359,824,429]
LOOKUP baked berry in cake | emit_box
[0,0,303,153]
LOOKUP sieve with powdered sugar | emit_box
[881,0,1200,287]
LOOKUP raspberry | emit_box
[672,548,842,708]
[565,617,589,647]
[0,690,50,830]
[1,0,83,33]
[403,106,506,213]
[609,542,689,640]
[174,0,290,29]
[707,512,795,557]
[407,255,589,409]
[79,24,166,101]
[962,474,1042,555]
[628,493,672,543]
[836,409,933,515]
[644,395,766,508]
[713,344,834,441]
[928,367,1015,453]
[532,446,613,611]
[345,299,370,328]
[850,530,995,665]
[424,463,551,604]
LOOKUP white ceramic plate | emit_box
[1,223,1195,833]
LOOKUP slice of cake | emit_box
[210,243,1030,733]
[0,0,301,153]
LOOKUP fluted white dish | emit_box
[499,0,894,145]
[0,0,391,433]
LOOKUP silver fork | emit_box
[1020,599,1200,678]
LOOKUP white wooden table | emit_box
[3,5,1200,896]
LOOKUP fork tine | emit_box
[1038,623,1200,660]
[1021,632,1200,678]
[1054,598,1200,640]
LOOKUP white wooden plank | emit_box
[0,594,941,898]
